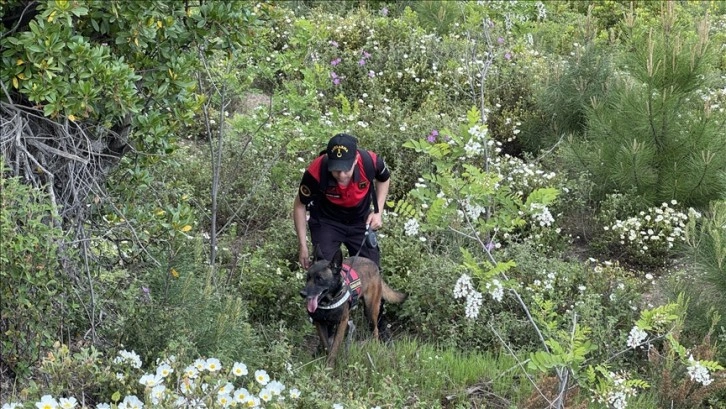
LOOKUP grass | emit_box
[291,337,533,408]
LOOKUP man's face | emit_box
[331,160,356,186]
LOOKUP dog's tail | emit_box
[381,281,407,304]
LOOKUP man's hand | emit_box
[366,212,383,231]
[299,245,311,270]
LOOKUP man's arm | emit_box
[292,195,311,269]
[366,178,390,230]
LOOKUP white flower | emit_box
[114,350,142,369]
[465,290,483,319]
[156,363,173,378]
[255,369,270,385]
[243,396,261,407]
[118,395,143,409]
[218,382,235,395]
[289,388,302,399]
[232,361,248,376]
[179,378,195,395]
[404,218,420,236]
[193,358,206,371]
[149,385,166,405]
[139,373,163,388]
[217,394,233,408]
[205,358,222,372]
[183,365,199,378]
[267,380,285,395]
[95,404,111,409]
[259,388,273,402]
[59,398,77,409]
[453,274,475,298]
[3,403,23,409]
[36,397,59,409]
[333,404,344,409]
[233,388,251,403]
[485,279,504,302]
[687,355,713,386]
[626,326,648,348]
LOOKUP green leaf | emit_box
[525,187,560,207]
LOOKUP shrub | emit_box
[597,198,701,268]
[7,343,305,409]
[0,169,77,378]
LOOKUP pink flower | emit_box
[504,52,512,60]
[331,58,341,66]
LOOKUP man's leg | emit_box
[309,217,347,262]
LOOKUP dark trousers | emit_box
[308,212,389,338]
[308,214,380,266]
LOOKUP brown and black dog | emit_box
[300,248,407,367]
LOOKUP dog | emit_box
[299,248,407,367]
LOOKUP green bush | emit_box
[0,170,77,378]
[506,243,646,363]
[595,196,701,268]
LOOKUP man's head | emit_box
[326,133,357,171]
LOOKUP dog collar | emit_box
[317,289,350,310]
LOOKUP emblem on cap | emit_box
[300,185,311,197]
[331,145,349,157]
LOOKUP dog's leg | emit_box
[326,305,350,367]
[368,297,381,340]
[315,322,329,353]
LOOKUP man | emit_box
[293,133,390,270]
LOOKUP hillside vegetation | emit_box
[1,1,725,408]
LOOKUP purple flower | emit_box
[368,70,376,78]
[358,59,366,66]
[485,241,495,252]
[331,58,341,66]
[329,40,339,48]
[497,37,504,44]
[427,129,439,143]
[504,52,512,60]
[362,51,371,59]
[333,78,340,85]
[380,7,388,16]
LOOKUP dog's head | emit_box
[299,249,344,313]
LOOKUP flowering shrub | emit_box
[601,200,702,267]
[4,346,303,409]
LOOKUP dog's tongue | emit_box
[307,295,319,313]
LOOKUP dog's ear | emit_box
[330,248,343,271]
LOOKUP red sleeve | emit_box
[297,156,324,205]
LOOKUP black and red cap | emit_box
[326,133,358,171]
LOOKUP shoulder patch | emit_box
[300,184,311,197]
